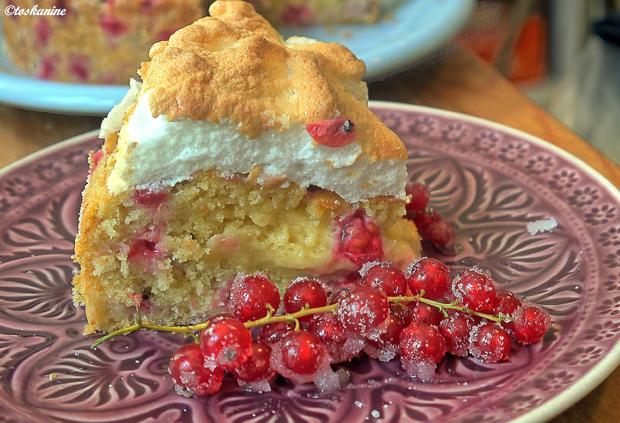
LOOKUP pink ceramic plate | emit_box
[1,103,619,422]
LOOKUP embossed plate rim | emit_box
[1,102,619,423]
[377,101,620,423]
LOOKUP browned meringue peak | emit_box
[136,0,406,163]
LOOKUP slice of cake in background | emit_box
[1,0,385,84]
[1,0,203,83]
[246,0,379,25]
[72,0,420,334]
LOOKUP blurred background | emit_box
[459,0,620,162]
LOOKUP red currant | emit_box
[426,219,455,249]
[497,290,522,314]
[232,342,274,382]
[399,322,447,364]
[127,238,161,263]
[283,278,328,321]
[469,322,511,363]
[512,306,551,345]
[365,313,405,362]
[200,317,252,370]
[496,290,522,332]
[360,261,407,296]
[169,344,224,397]
[452,269,498,313]
[100,14,128,38]
[407,302,443,326]
[133,189,168,209]
[336,285,389,336]
[279,331,326,375]
[308,313,362,362]
[390,303,409,322]
[334,211,384,267]
[257,321,295,345]
[308,313,347,346]
[228,273,281,322]
[329,287,353,304]
[306,117,356,148]
[439,312,474,357]
[342,271,362,285]
[412,210,440,238]
[366,313,405,350]
[405,182,430,216]
[91,148,103,170]
[406,257,451,300]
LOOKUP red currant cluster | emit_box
[405,182,455,251]
[165,259,551,397]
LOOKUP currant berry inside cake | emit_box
[72,0,420,334]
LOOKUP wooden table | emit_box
[1,45,618,421]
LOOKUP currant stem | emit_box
[244,304,338,329]
[91,294,504,348]
[388,295,503,323]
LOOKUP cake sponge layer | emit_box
[73,163,420,333]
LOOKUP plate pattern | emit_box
[0,106,619,422]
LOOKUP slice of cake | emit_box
[72,0,420,334]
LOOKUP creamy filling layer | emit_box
[104,89,407,204]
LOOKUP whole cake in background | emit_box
[1,0,384,84]
[1,0,203,84]
[72,0,421,334]
[246,0,379,25]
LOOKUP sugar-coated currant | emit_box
[169,344,224,397]
[232,342,274,382]
[365,313,405,362]
[469,322,511,363]
[496,290,522,314]
[228,274,281,322]
[452,269,498,313]
[496,290,523,332]
[336,285,389,335]
[257,321,295,345]
[440,311,474,357]
[406,257,451,300]
[200,317,253,370]
[308,313,347,346]
[309,313,362,362]
[359,261,407,296]
[366,313,405,349]
[279,330,326,375]
[513,306,551,345]
[399,321,447,364]
[407,302,443,326]
[283,278,328,321]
